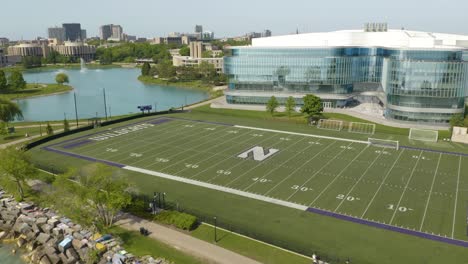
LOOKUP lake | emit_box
[17,67,209,121]
[0,244,25,264]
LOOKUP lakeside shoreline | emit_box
[0,84,73,101]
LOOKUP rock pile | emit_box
[0,190,172,264]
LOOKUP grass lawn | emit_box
[0,83,73,100]
[107,226,205,264]
[0,125,64,145]
[191,224,311,264]
[27,108,468,264]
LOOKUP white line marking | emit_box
[308,144,369,206]
[419,153,442,231]
[452,155,462,238]
[123,166,308,211]
[234,125,369,144]
[334,148,385,212]
[263,140,334,196]
[389,151,423,225]
[361,149,405,218]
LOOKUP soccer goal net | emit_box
[317,119,343,131]
[348,122,376,135]
[409,128,438,142]
[368,138,399,150]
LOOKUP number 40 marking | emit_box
[387,204,413,212]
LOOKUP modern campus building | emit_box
[7,41,96,62]
[224,25,468,124]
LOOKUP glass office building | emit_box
[224,29,468,124]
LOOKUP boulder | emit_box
[46,252,62,264]
[36,217,49,226]
[65,247,79,260]
[17,236,27,247]
[39,255,52,264]
[37,233,51,244]
[41,224,53,234]
[72,239,84,250]
[47,219,59,227]
[15,222,31,233]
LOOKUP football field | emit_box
[44,116,468,245]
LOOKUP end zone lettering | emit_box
[89,123,154,141]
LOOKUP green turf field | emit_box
[43,116,468,243]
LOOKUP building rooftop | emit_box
[249,29,468,50]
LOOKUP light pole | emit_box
[162,192,166,209]
[213,216,217,243]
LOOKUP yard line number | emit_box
[387,204,413,212]
[252,177,271,183]
[336,194,360,201]
[291,185,312,192]
[185,163,199,169]
[155,158,170,163]
[216,170,231,175]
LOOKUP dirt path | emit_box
[115,213,262,264]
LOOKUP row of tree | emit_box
[266,94,324,120]
[97,43,172,64]
[0,70,27,91]
[141,61,227,85]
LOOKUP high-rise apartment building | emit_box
[100,24,123,41]
[195,25,203,33]
[81,30,87,40]
[62,23,82,41]
[48,27,66,42]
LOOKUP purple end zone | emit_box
[43,146,125,168]
[306,207,468,247]
[148,118,173,125]
[62,140,93,149]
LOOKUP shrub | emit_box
[154,210,198,230]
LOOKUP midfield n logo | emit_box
[237,146,279,161]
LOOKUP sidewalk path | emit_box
[115,213,262,264]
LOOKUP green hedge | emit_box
[154,210,198,230]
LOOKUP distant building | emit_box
[181,35,198,45]
[263,30,272,37]
[62,23,82,41]
[7,43,45,57]
[201,31,214,40]
[0,38,9,46]
[99,25,112,40]
[50,41,96,62]
[48,27,66,42]
[100,24,123,41]
[153,37,182,45]
[0,49,21,67]
[195,25,203,33]
[124,34,137,42]
[173,40,224,73]
[81,30,87,40]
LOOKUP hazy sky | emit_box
[1,0,467,40]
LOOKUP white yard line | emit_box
[360,149,405,218]
[286,142,352,201]
[263,140,333,196]
[308,144,369,207]
[225,138,308,187]
[234,125,369,144]
[419,153,442,231]
[389,151,423,225]
[198,134,281,182]
[123,166,308,211]
[242,138,310,191]
[333,149,385,212]
[451,155,462,238]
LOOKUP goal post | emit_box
[348,122,376,135]
[409,128,438,142]
[317,119,343,131]
[368,138,399,150]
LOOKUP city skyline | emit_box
[1,0,467,40]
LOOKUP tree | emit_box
[0,98,23,123]
[266,96,279,116]
[450,114,465,128]
[0,147,37,201]
[22,56,41,69]
[301,94,323,122]
[55,73,69,85]
[8,70,26,89]
[53,163,133,228]
[0,121,7,135]
[0,69,7,91]
[46,122,54,135]
[141,62,151,76]
[179,46,190,56]
[285,96,296,118]
[63,119,70,132]
[156,60,176,79]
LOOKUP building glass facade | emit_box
[225,47,468,123]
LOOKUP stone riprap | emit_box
[0,190,172,264]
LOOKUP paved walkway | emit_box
[115,213,262,264]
